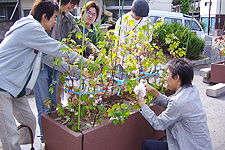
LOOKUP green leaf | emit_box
[72,126,78,131]
[121,103,128,109]
[81,94,89,101]
[57,107,65,116]
[112,104,120,110]
[97,119,102,124]
[69,118,74,125]
[97,105,105,111]
[112,119,119,126]
[133,104,141,110]
[108,109,114,117]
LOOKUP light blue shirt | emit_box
[140,85,212,150]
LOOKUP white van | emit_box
[149,10,205,39]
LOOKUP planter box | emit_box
[41,104,165,150]
[210,61,225,83]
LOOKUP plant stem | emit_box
[185,0,196,57]
[50,0,61,117]
[78,0,87,131]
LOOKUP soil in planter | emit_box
[54,93,137,132]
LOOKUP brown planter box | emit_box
[41,104,166,150]
[210,61,225,83]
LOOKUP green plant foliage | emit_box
[199,21,206,31]
[172,0,191,15]
[48,18,186,132]
[180,0,191,15]
[153,22,205,60]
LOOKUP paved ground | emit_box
[193,64,225,150]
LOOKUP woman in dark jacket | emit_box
[75,1,100,46]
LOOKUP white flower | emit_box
[93,96,102,106]
[74,57,80,62]
[134,53,139,56]
[69,108,75,112]
[109,117,119,121]
[132,69,139,75]
[133,82,146,97]
[88,54,94,60]
[83,68,88,72]
[159,70,163,74]
[140,55,146,61]
[89,94,94,98]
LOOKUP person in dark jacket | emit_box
[75,1,100,46]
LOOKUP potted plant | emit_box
[41,6,185,149]
[211,35,225,83]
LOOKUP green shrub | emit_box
[153,22,205,60]
[199,21,207,31]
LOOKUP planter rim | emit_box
[211,60,225,65]
[42,103,158,135]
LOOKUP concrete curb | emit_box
[191,57,210,66]
[206,83,225,98]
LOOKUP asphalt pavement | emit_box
[193,64,225,150]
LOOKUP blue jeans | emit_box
[142,139,168,150]
[33,64,60,143]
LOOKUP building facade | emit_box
[200,0,225,35]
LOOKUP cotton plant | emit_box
[50,15,185,131]
[133,82,146,98]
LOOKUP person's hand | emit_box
[143,83,159,98]
[137,91,146,108]
[144,83,154,92]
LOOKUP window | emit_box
[164,18,182,24]
[150,16,161,24]
[0,4,19,20]
[185,20,201,31]
[0,6,6,20]
[23,9,31,17]
[105,0,133,19]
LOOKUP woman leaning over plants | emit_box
[75,1,100,46]
[0,0,87,149]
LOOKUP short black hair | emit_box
[30,0,58,23]
[167,58,194,86]
[57,0,80,6]
[70,0,80,7]
[81,1,100,21]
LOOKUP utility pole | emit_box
[208,0,212,35]
[218,0,221,29]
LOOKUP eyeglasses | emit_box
[166,73,172,77]
[86,10,97,17]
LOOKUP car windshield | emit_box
[150,16,161,24]
[185,20,201,31]
[164,17,182,24]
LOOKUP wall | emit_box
[149,0,172,11]
[20,0,34,16]
[215,0,225,14]
[200,0,225,34]
[200,0,217,34]
[200,0,217,18]
[0,20,15,42]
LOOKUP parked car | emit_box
[149,10,205,39]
